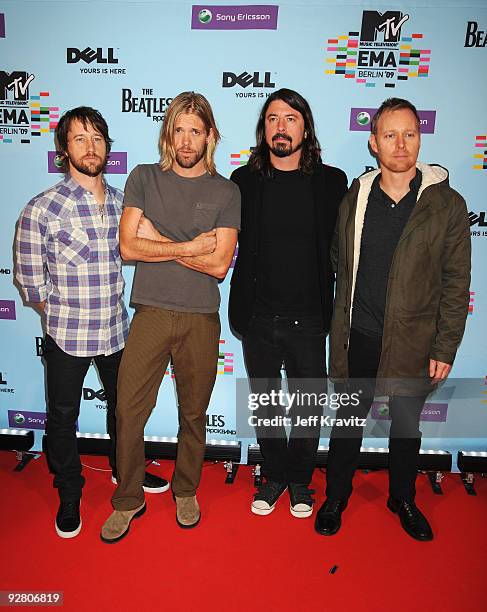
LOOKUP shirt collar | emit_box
[371,168,422,203]
[63,174,113,199]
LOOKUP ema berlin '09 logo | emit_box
[121,87,173,123]
[326,11,431,88]
[230,146,256,167]
[0,71,59,144]
[465,21,487,47]
[472,133,486,170]
[469,210,487,238]
[0,299,16,320]
[66,47,127,75]
[191,5,279,30]
[468,291,475,315]
[47,150,128,174]
[349,108,436,133]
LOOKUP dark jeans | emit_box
[243,314,327,485]
[43,334,123,502]
[326,328,426,502]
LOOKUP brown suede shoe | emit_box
[175,495,200,529]
[100,503,146,543]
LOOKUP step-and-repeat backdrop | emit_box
[1,0,486,466]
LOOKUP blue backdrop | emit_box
[1,0,486,467]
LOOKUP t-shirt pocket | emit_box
[55,226,91,266]
[193,202,219,233]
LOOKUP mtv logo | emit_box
[360,11,410,43]
[0,71,35,102]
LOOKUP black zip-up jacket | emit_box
[228,162,348,336]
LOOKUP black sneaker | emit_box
[111,471,170,494]
[251,480,287,516]
[314,498,348,536]
[289,483,315,518]
[55,500,81,539]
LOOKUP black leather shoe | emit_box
[387,497,433,541]
[314,498,348,536]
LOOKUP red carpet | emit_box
[0,451,486,611]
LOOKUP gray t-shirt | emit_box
[123,163,241,313]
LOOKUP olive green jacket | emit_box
[329,162,471,395]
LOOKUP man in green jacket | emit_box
[315,98,471,541]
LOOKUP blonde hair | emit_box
[159,92,220,176]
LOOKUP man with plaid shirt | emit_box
[15,107,168,539]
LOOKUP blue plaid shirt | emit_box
[15,176,129,356]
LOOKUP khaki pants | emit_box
[112,306,220,510]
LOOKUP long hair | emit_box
[248,88,321,177]
[55,106,113,173]
[159,92,220,176]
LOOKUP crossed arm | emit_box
[120,206,238,279]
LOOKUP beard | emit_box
[175,145,206,169]
[269,133,303,158]
[69,154,107,177]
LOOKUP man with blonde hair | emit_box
[101,92,240,542]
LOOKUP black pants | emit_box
[43,335,123,502]
[243,314,327,485]
[326,328,426,502]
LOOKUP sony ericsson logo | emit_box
[67,47,118,64]
[8,410,49,430]
[372,401,448,422]
[0,299,16,320]
[192,5,279,30]
[349,108,436,134]
[356,111,371,126]
[198,8,212,23]
[48,150,127,174]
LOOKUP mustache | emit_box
[272,133,292,143]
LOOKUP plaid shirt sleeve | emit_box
[15,196,49,303]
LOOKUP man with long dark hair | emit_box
[15,107,168,539]
[229,89,347,518]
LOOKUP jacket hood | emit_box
[358,162,449,198]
